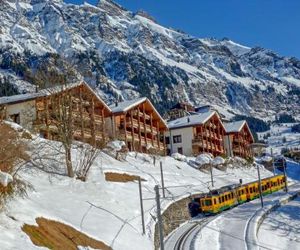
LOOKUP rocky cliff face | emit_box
[0,0,299,120]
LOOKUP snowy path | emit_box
[195,183,300,250]
[258,197,300,250]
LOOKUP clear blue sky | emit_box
[64,0,300,58]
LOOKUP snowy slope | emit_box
[0,135,274,250]
[0,0,299,120]
[258,123,300,155]
[258,196,300,249]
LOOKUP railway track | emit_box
[170,216,218,250]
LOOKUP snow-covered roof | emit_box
[110,97,168,128]
[224,120,247,133]
[0,82,83,105]
[110,97,147,113]
[0,92,40,105]
[0,81,111,112]
[224,120,254,142]
[168,111,216,129]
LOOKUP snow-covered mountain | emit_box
[1,0,300,120]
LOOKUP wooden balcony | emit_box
[119,129,164,150]
[125,118,158,134]
[132,110,150,120]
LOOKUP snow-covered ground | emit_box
[256,160,300,249]
[258,197,300,249]
[193,159,300,250]
[0,135,274,250]
[258,123,300,155]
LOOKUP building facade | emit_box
[224,120,254,158]
[34,82,111,146]
[108,98,168,155]
[165,111,226,156]
[163,102,195,121]
[0,82,111,147]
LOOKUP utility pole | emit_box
[271,148,276,175]
[138,177,145,234]
[283,159,288,193]
[154,185,164,250]
[160,161,166,198]
[257,164,264,208]
[210,164,214,187]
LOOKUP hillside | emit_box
[0,0,300,120]
[0,125,276,250]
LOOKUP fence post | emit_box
[160,161,166,198]
[138,177,145,234]
[210,164,214,187]
[154,185,164,250]
[257,164,264,208]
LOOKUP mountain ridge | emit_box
[0,0,299,121]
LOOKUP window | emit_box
[205,199,212,206]
[165,136,170,144]
[9,113,20,124]
[214,198,217,204]
[177,147,183,154]
[222,196,225,202]
[219,197,221,203]
[173,135,182,143]
[250,187,253,193]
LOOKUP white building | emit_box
[165,111,226,156]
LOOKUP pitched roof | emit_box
[0,92,40,105]
[0,82,83,105]
[110,97,168,129]
[0,81,111,112]
[109,97,147,113]
[224,120,247,133]
[168,111,216,129]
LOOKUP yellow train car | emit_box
[197,174,286,216]
[269,174,285,192]
[200,185,239,214]
[236,186,248,203]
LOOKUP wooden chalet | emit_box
[224,120,254,158]
[108,98,168,155]
[166,111,226,156]
[34,82,111,146]
[0,82,111,147]
[163,102,195,121]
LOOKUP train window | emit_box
[214,198,217,204]
[205,199,212,206]
[222,196,225,202]
[219,197,221,203]
[250,187,253,193]
[225,195,228,201]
